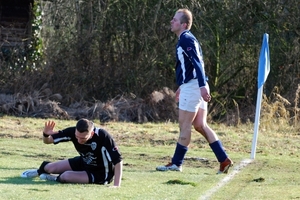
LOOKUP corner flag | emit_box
[257,33,270,89]
[251,33,270,159]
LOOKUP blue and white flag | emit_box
[251,33,271,159]
[257,33,270,89]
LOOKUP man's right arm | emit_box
[43,134,54,144]
[42,120,57,144]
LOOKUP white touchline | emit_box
[199,159,253,200]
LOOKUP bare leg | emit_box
[59,171,89,183]
[193,108,219,143]
[193,107,230,167]
[44,160,72,174]
[178,109,197,146]
[44,160,89,183]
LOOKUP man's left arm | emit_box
[102,131,123,187]
[183,39,211,102]
[183,39,206,87]
[112,161,123,187]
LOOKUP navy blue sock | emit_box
[209,140,227,162]
[171,142,188,166]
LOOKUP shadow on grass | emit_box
[0,176,57,186]
[0,166,56,186]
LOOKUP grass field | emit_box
[0,115,299,200]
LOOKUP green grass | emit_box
[0,115,299,200]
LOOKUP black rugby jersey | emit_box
[51,127,122,173]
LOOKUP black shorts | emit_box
[68,156,114,184]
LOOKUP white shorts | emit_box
[178,79,207,112]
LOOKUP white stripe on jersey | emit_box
[194,41,200,77]
[177,46,186,84]
[53,137,71,143]
[94,127,100,135]
[101,146,112,181]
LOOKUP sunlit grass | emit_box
[0,115,300,199]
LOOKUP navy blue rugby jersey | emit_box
[51,127,122,171]
[175,30,206,88]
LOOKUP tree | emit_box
[1,0,299,123]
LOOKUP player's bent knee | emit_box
[44,162,54,173]
[57,171,72,183]
[44,163,59,174]
[194,125,205,133]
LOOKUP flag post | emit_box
[250,33,270,159]
[251,86,264,159]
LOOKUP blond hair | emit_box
[176,8,193,30]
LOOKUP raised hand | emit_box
[43,121,56,135]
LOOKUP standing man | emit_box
[156,8,233,173]
[21,118,123,187]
